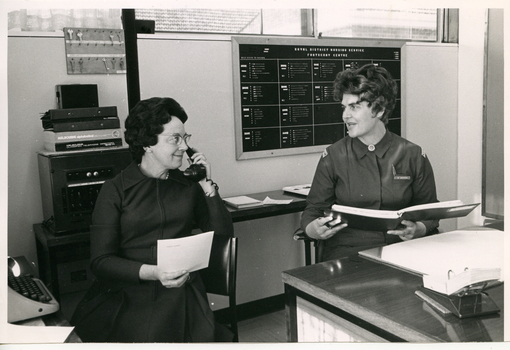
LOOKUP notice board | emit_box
[232,36,405,160]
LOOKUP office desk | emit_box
[15,310,82,343]
[6,311,80,344]
[35,189,307,300]
[31,312,81,342]
[229,190,307,222]
[282,256,503,342]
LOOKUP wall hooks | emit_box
[64,27,126,75]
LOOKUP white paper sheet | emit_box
[262,196,293,205]
[157,231,214,273]
[0,321,74,343]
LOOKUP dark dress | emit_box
[70,161,234,342]
[301,131,439,261]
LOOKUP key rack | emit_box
[64,27,126,75]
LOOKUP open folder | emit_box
[157,231,214,273]
[330,200,479,231]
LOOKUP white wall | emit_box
[404,42,459,233]
[457,8,489,228]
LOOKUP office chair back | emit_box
[200,235,238,341]
[293,228,323,265]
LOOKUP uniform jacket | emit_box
[301,131,439,260]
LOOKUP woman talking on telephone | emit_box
[71,97,234,342]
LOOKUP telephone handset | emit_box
[183,148,207,182]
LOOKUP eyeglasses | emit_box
[159,133,191,146]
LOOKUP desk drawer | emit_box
[56,258,93,295]
[296,297,388,342]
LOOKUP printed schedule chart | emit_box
[232,37,403,159]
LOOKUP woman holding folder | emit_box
[301,64,440,261]
[71,97,234,342]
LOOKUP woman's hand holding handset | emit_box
[186,148,218,197]
[185,148,210,180]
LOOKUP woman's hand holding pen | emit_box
[305,216,348,240]
[387,220,427,241]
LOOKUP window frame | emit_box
[134,8,445,43]
[8,8,453,44]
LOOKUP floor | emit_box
[237,309,287,342]
[60,291,288,343]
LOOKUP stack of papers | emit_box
[261,197,293,205]
[223,196,263,209]
[223,196,294,209]
[283,184,311,197]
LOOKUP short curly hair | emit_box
[333,64,398,124]
[124,97,188,162]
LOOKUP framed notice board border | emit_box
[232,36,405,160]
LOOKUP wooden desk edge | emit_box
[16,312,82,343]
[227,190,307,221]
[282,272,441,342]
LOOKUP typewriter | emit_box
[8,256,60,323]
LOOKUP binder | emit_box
[423,267,501,295]
[330,200,479,231]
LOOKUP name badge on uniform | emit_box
[392,164,411,180]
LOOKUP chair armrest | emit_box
[292,228,309,241]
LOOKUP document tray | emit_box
[416,286,500,319]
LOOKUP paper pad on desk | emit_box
[224,196,263,209]
[359,229,504,278]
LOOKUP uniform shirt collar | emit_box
[120,161,193,191]
[352,130,392,159]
